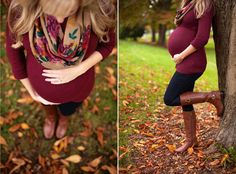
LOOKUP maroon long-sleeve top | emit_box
[6,18,116,103]
[167,5,214,74]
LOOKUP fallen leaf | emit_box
[17,132,23,138]
[8,124,21,132]
[21,123,30,130]
[88,156,103,168]
[51,153,60,160]
[81,166,96,172]
[62,167,69,174]
[187,147,194,155]
[65,155,81,163]
[0,135,7,146]
[96,127,105,147]
[77,146,86,151]
[17,96,33,104]
[210,159,220,166]
[101,165,116,174]
[165,144,176,153]
[221,154,229,165]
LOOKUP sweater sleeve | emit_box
[95,29,116,60]
[6,22,28,80]
[190,6,214,49]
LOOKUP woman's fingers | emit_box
[42,73,60,78]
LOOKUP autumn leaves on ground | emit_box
[119,40,236,174]
[0,13,117,174]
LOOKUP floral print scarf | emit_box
[29,10,91,69]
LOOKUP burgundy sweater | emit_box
[167,5,213,74]
[6,18,116,103]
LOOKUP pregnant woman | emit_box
[164,0,223,152]
[6,0,115,139]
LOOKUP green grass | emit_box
[119,39,218,167]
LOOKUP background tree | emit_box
[213,0,236,147]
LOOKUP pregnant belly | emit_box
[26,55,95,103]
[167,27,196,56]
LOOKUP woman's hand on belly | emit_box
[42,51,103,85]
[173,54,184,64]
[20,78,59,105]
[32,92,60,105]
[42,65,86,85]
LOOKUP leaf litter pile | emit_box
[119,67,236,174]
[0,16,118,173]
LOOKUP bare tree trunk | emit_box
[157,24,166,47]
[151,20,156,43]
[213,0,236,148]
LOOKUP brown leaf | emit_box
[0,135,7,146]
[91,105,99,114]
[88,156,103,168]
[62,167,69,174]
[8,124,21,132]
[210,159,220,166]
[96,127,105,147]
[38,155,45,168]
[65,155,81,163]
[101,165,116,174]
[81,166,96,172]
[10,158,26,174]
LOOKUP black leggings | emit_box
[164,71,202,111]
[58,101,83,116]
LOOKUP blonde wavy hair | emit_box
[181,0,213,18]
[7,0,116,48]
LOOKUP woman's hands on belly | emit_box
[42,51,103,85]
[20,78,60,105]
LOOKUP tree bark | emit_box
[157,24,166,47]
[213,0,236,148]
[151,19,156,43]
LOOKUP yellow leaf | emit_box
[21,123,30,130]
[65,155,81,163]
[51,153,60,160]
[165,144,176,153]
[187,147,194,155]
[0,116,5,125]
[133,129,140,134]
[122,100,129,106]
[77,146,86,151]
[17,132,23,138]
[221,154,229,165]
[0,135,7,146]
[88,156,102,168]
[81,166,96,172]
[17,97,33,104]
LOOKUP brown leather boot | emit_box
[175,111,198,153]
[180,91,224,117]
[42,104,57,139]
[56,112,69,139]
